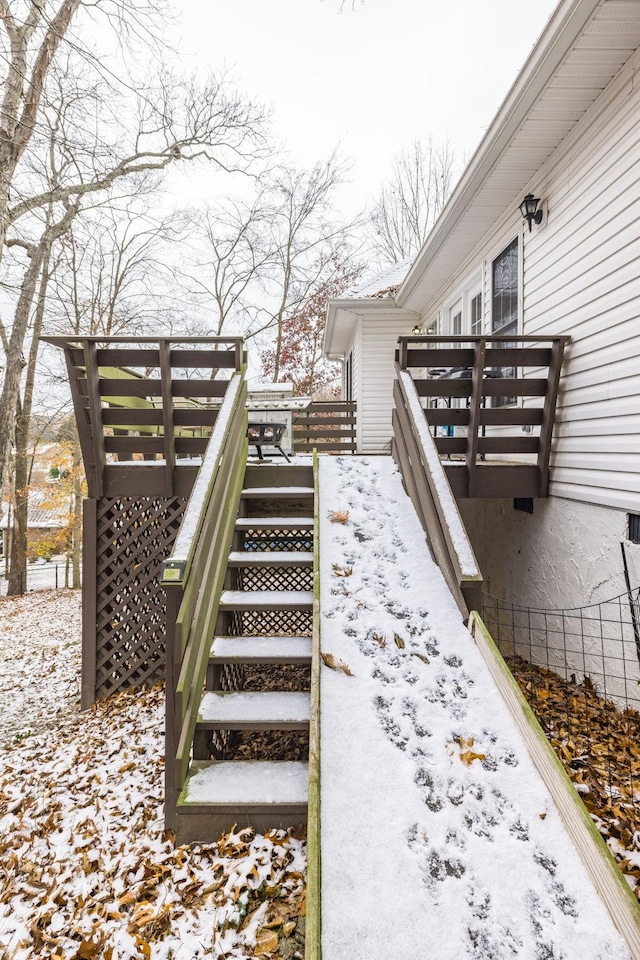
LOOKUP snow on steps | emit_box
[176,461,315,844]
[197,690,310,730]
[227,550,313,567]
[209,635,312,665]
[219,590,313,611]
[241,486,314,498]
[177,761,309,839]
[235,517,314,530]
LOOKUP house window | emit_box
[345,352,353,402]
[629,514,640,545]
[492,238,518,336]
[471,292,482,335]
[492,238,518,404]
[450,303,462,336]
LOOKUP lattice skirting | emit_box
[83,496,186,705]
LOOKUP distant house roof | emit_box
[0,488,68,530]
[341,258,414,300]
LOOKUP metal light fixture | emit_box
[519,193,544,232]
[412,325,421,335]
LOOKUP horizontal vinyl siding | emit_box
[523,64,640,511]
[360,318,405,453]
[352,329,362,450]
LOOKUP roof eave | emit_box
[396,0,602,310]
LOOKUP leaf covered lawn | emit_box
[0,592,306,960]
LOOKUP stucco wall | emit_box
[459,496,640,609]
[458,495,640,704]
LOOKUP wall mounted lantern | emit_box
[412,325,421,335]
[519,193,544,232]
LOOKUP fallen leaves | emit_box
[449,736,486,766]
[321,652,355,676]
[508,655,640,897]
[0,671,307,959]
[332,563,353,577]
[328,510,349,524]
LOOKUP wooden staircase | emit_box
[175,463,315,842]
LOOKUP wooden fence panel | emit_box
[293,401,356,454]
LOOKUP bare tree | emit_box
[262,155,358,380]
[186,154,361,381]
[50,200,189,337]
[0,47,266,499]
[369,137,456,264]
[186,194,273,338]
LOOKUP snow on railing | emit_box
[399,370,478,577]
[162,372,243,582]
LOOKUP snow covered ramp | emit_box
[318,456,634,960]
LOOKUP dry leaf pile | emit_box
[508,656,640,896]
[0,594,306,960]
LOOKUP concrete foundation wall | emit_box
[458,496,640,610]
[458,495,640,705]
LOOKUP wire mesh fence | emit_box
[483,588,640,895]
[483,588,640,710]
[0,555,75,596]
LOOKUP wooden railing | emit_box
[392,368,483,619]
[397,335,568,498]
[161,370,248,830]
[293,401,356,454]
[42,336,246,498]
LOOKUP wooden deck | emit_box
[397,334,569,499]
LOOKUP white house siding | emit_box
[359,314,415,453]
[522,50,640,512]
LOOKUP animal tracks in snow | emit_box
[320,457,630,960]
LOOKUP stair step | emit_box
[241,486,314,498]
[178,760,309,809]
[235,517,314,530]
[220,589,313,611]
[210,635,312,665]
[227,550,313,567]
[197,691,310,730]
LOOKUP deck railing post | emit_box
[537,336,568,497]
[466,338,486,497]
[159,339,176,496]
[398,337,408,370]
[164,582,183,832]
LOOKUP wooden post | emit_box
[537,337,568,497]
[466,339,486,498]
[164,582,183,832]
[81,498,98,710]
[159,339,176,496]
[83,341,107,498]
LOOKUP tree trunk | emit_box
[7,427,28,595]
[6,238,52,595]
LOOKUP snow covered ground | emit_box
[319,456,630,960]
[0,556,70,597]
[0,592,306,959]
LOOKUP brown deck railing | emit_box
[397,335,568,498]
[161,369,248,831]
[42,336,246,498]
[293,401,356,454]
[392,368,483,619]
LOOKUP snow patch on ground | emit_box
[0,590,82,746]
[0,592,306,959]
[319,455,630,960]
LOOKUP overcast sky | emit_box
[176,0,560,214]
